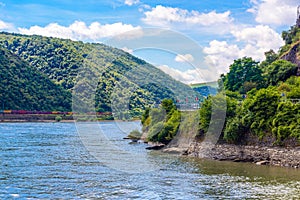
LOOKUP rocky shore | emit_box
[186,142,300,168]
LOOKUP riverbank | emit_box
[185,142,300,168]
[0,114,74,122]
[0,115,140,123]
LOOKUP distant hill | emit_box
[190,82,218,97]
[0,32,198,117]
[0,46,71,111]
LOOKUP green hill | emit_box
[0,46,71,111]
[190,81,218,97]
[0,32,197,117]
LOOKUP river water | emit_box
[0,122,299,199]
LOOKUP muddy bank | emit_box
[186,142,300,168]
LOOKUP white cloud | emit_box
[204,41,240,74]
[158,65,216,84]
[142,5,233,27]
[175,54,194,63]
[138,4,151,12]
[124,0,140,6]
[0,20,14,31]
[158,65,200,84]
[248,0,298,26]
[121,47,133,54]
[18,21,141,42]
[231,25,284,50]
[203,25,284,74]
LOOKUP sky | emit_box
[0,0,299,84]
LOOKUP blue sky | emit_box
[0,0,299,83]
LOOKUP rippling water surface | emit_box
[0,122,300,199]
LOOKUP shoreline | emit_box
[0,118,140,123]
[0,119,76,123]
[185,142,300,168]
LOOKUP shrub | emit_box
[128,129,142,140]
[147,122,164,142]
[55,115,62,122]
[224,117,245,143]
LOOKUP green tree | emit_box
[243,87,280,138]
[141,107,150,124]
[142,99,181,144]
[259,49,278,70]
[285,76,300,99]
[272,102,300,143]
[224,117,246,143]
[223,57,264,93]
[161,98,176,117]
[264,60,298,86]
[281,25,300,45]
[199,94,235,140]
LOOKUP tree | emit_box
[281,25,300,45]
[161,99,176,114]
[260,49,278,69]
[142,99,181,144]
[242,87,280,138]
[199,94,235,138]
[223,57,264,93]
[264,60,298,86]
[272,102,300,143]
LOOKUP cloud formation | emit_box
[0,20,14,31]
[18,21,141,42]
[142,5,233,27]
[124,0,140,6]
[203,25,284,74]
[248,0,298,26]
[158,65,200,84]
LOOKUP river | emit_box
[0,122,299,199]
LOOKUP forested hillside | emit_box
[0,47,71,111]
[0,32,197,117]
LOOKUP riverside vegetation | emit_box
[138,20,300,147]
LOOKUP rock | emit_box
[162,147,187,155]
[256,160,269,165]
[124,137,139,143]
[129,140,139,144]
[187,142,300,168]
[146,144,165,150]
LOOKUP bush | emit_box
[128,129,142,140]
[272,102,300,143]
[243,87,280,137]
[143,99,181,144]
[147,122,164,142]
[55,115,62,122]
[224,117,245,143]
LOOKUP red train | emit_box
[0,110,73,115]
[0,110,112,115]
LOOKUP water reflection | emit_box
[181,157,300,182]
